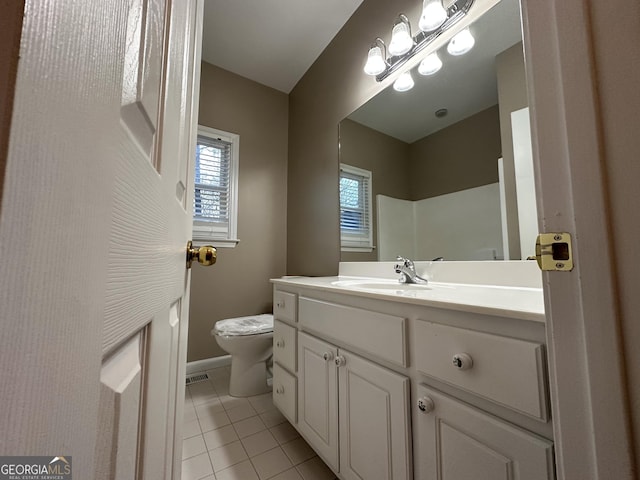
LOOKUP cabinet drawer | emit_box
[416,385,554,480]
[273,363,297,424]
[274,291,297,323]
[274,320,296,373]
[299,297,407,367]
[414,321,548,420]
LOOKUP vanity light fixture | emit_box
[388,15,414,56]
[363,0,474,82]
[393,71,415,92]
[419,0,448,32]
[447,27,475,55]
[418,52,443,75]
[363,38,387,76]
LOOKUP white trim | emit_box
[341,246,375,253]
[522,0,633,478]
[186,355,232,375]
[191,238,240,248]
[497,157,510,261]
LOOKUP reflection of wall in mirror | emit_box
[377,185,504,262]
[340,105,501,262]
[339,118,411,262]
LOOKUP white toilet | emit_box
[212,314,274,397]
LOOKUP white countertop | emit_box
[271,275,546,323]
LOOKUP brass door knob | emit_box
[186,241,217,269]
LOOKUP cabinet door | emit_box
[338,351,412,480]
[416,385,554,480]
[298,332,339,472]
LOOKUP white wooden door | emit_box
[416,386,554,480]
[338,350,412,480]
[298,332,339,472]
[0,1,204,479]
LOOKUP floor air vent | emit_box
[185,373,209,385]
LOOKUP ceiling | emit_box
[201,0,364,93]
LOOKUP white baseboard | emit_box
[186,355,232,375]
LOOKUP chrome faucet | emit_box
[394,256,429,284]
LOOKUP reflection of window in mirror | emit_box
[339,164,373,252]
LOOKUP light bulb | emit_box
[418,52,442,75]
[393,71,415,92]
[419,0,448,32]
[364,44,386,76]
[447,28,475,56]
[388,16,413,56]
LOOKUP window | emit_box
[340,164,373,251]
[192,125,239,247]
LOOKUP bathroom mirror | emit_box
[339,0,537,262]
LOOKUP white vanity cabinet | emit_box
[298,331,412,480]
[271,277,554,480]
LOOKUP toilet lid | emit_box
[213,314,274,336]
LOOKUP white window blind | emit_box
[340,164,373,251]
[193,126,239,246]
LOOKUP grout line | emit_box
[185,367,338,479]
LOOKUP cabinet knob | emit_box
[334,355,346,367]
[417,396,435,414]
[275,385,284,394]
[276,300,285,309]
[452,353,473,370]
[322,352,334,362]
[276,339,285,348]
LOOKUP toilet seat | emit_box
[213,314,274,337]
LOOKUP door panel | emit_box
[160,0,198,205]
[139,300,183,479]
[95,331,145,480]
[121,0,166,159]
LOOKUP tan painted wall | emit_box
[409,105,501,200]
[339,118,411,262]
[0,0,25,214]
[287,0,422,275]
[496,42,528,259]
[188,62,288,361]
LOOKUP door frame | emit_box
[521,0,634,478]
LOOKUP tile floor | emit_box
[181,366,338,480]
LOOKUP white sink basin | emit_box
[331,279,431,291]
